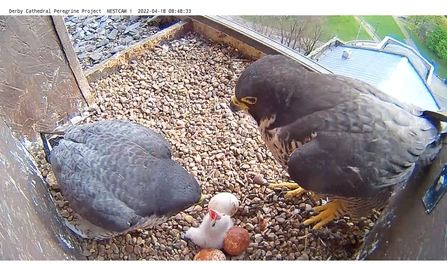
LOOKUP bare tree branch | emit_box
[240,16,327,55]
[299,17,326,55]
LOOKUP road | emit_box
[354,15,419,51]
[354,16,381,42]
[392,16,419,51]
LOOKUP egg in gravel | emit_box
[194,248,227,260]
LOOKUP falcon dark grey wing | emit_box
[62,119,173,159]
[230,54,447,229]
[43,119,203,240]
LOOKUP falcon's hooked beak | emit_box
[230,96,248,113]
[188,194,206,211]
[209,209,221,227]
[230,96,257,113]
[195,193,205,207]
[198,194,205,204]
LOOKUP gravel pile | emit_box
[33,18,379,261]
[64,15,159,71]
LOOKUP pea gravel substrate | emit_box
[33,17,380,260]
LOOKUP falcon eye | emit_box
[241,96,257,105]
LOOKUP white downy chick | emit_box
[184,209,234,249]
[208,192,239,217]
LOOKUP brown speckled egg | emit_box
[223,226,250,256]
[193,249,227,260]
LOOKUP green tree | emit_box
[426,25,447,61]
[408,15,440,41]
[408,15,432,26]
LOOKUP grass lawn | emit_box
[241,16,372,42]
[362,16,406,43]
[323,16,372,41]
[404,24,447,79]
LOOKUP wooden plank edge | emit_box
[51,16,94,106]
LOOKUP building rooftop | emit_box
[380,43,430,80]
[309,37,442,111]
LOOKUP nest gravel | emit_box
[34,28,379,260]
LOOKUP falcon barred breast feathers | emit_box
[230,54,447,229]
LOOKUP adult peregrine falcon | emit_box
[230,54,447,229]
[42,119,203,239]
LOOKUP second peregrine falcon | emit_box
[230,54,447,229]
[42,119,203,239]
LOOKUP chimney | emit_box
[342,49,352,59]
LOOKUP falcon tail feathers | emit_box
[40,132,64,164]
[420,134,443,167]
[39,114,89,163]
[422,110,447,133]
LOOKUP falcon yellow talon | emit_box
[267,182,307,199]
[312,204,329,213]
[283,187,306,199]
[267,182,300,190]
[232,55,447,234]
[303,200,343,229]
